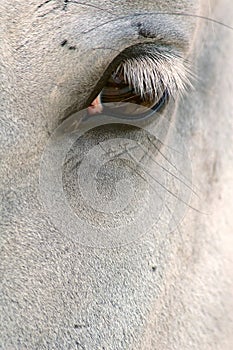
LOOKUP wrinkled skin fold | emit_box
[1,0,233,349]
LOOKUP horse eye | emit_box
[87,45,191,119]
[88,68,168,119]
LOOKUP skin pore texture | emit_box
[1,0,233,349]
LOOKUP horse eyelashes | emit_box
[117,49,193,101]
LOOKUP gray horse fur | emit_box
[1,0,233,349]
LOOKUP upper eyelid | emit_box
[80,13,192,50]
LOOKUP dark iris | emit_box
[100,71,168,118]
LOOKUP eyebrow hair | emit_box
[115,48,193,101]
